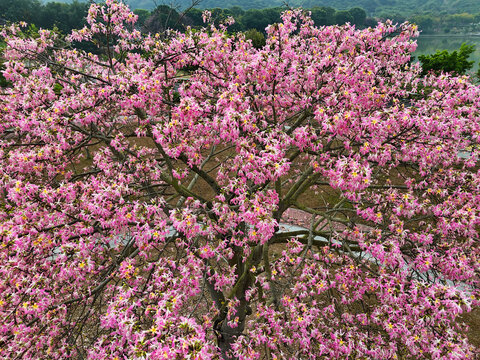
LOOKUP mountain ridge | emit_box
[40,0,480,14]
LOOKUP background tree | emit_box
[310,6,336,26]
[348,7,367,26]
[244,28,265,49]
[0,0,42,24]
[184,7,204,27]
[334,9,354,25]
[143,4,184,33]
[0,41,8,88]
[418,42,475,75]
[240,8,282,32]
[409,14,435,33]
[39,1,89,34]
[0,2,479,359]
[228,5,245,18]
[133,8,151,30]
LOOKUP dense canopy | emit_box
[0,1,479,359]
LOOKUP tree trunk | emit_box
[216,244,262,359]
[218,296,249,359]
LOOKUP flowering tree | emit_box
[0,1,479,359]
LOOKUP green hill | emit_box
[124,0,479,14]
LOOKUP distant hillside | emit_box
[40,0,480,14]
[117,0,480,14]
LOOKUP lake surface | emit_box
[413,34,480,75]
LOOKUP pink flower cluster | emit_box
[0,2,478,359]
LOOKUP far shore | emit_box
[419,33,480,37]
